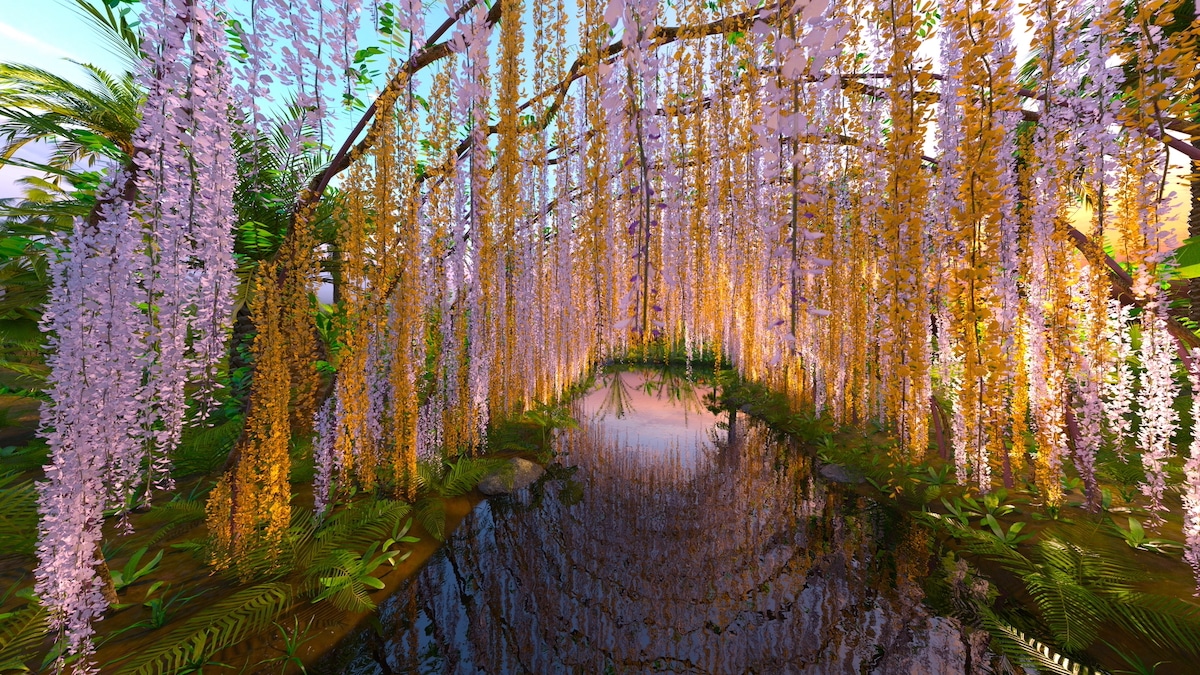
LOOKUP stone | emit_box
[819,462,865,484]
[478,458,545,496]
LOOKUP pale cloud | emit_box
[0,20,76,64]
[0,167,29,202]
[0,144,56,202]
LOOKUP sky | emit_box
[0,1,127,77]
[576,371,723,468]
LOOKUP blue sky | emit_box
[0,1,129,77]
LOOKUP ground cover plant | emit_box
[1,0,1200,671]
[706,366,1200,672]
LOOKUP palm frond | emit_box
[65,0,143,66]
[1104,592,1200,655]
[0,61,140,167]
[1021,572,1105,653]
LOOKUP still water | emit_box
[334,366,976,674]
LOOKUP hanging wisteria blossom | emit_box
[13,0,1200,669]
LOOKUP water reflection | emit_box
[340,368,972,674]
[578,368,723,469]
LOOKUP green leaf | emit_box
[1128,517,1146,543]
[984,514,1003,538]
[112,546,163,591]
[1174,236,1200,268]
[0,237,30,259]
[1175,262,1200,279]
[353,46,385,63]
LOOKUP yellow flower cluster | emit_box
[208,0,1200,556]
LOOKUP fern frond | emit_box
[0,476,38,557]
[416,461,438,493]
[294,500,409,590]
[313,499,410,551]
[114,582,293,675]
[172,418,244,476]
[142,500,207,548]
[442,458,499,497]
[1022,572,1104,653]
[414,498,446,541]
[0,360,46,383]
[0,604,47,673]
[1104,592,1200,655]
[423,457,506,498]
[308,550,379,613]
[979,608,1103,675]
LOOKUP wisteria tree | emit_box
[17,0,1200,670]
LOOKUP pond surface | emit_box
[573,369,724,469]
[329,366,979,674]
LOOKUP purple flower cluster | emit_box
[36,0,243,664]
[37,189,148,672]
[226,0,363,148]
[1184,349,1200,592]
[1137,300,1180,520]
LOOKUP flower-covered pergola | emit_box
[33,0,1200,667]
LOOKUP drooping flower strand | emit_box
[1021,0,1078,507]
[127,0,196,502]
[1073,358,1105,511]
[37,0,242,662]
[1184,348,1200,593]
[205,261,294,577]
[332,156,375,493]
[494,0,527,414]
[877,0,933,460]
[185,0,240,423]
[386,81,426,496]
[36,189,147,672]
[313,397,338,518]
[1103,299,1136,455]
[941,0,1020,489]
[1137,304,1181,521]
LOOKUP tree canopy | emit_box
[16,0,1200,669]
